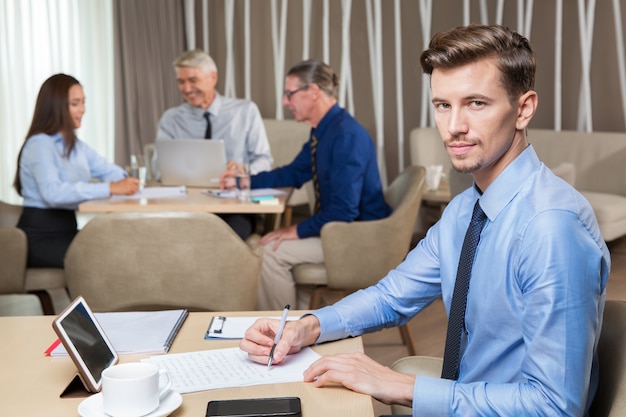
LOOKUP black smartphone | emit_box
[206,397,302,417]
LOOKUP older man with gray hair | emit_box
[156,49,273,239]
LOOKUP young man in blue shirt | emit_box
[239,25,610,416]
[223,59,391,310]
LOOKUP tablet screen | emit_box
[52,296,118,392]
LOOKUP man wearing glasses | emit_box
[222,59,391,311]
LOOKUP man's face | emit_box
[282,75,313,123]
[176,66,217,109]
[431,58,527,186]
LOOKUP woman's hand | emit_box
[110,177,139,195]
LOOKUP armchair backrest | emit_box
[0,228,27,294]
[321,166,426,291]
[263,118,310,168]
[0,200,22,228]
[64,212,263,312]
[590,300,626,417]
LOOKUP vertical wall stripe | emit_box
[419,0,432,128]
[244,0,251,100]
[202,0,209,52]
[463,0,470,26]
[479,0,489,24]
[394,0,405,172]
[495,0,505,25]
[365,0,386,185]
[184,0,195,49]
[612,0,626,129]
[270,0,288,119]
[323,0,329,64]
[554,0,563,130]
[224,0,236,97]
[338,0,354,115]
[576,0,595,132]
[302,0,311,60]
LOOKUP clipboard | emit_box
[204,316,293,340]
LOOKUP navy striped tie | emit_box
[311,134,320,213]
[441,199,487,380]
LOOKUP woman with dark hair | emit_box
[14,73,139,268]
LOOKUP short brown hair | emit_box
[420,24,535,101]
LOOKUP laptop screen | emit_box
[156,139,227,187]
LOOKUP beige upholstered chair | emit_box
[389,300,626,416]
[263,118,313,225]
[0,201,66,314]
[293,166,426,355]
[590,300,626,416]
[0,228,44,315]
[64,211,263,312]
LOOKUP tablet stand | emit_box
[59,373,94,398]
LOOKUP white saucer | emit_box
[78,389,182,417]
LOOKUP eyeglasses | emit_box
[283,85,309,100]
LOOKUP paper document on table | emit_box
[111,186,187,200]
[142,346,320,394]
[204,316,297,339]
[207,188,286,199]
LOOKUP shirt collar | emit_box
[311,103,341,140]
[477,145,541,222]
[182,92,223,118]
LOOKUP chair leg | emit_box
[284,207,293,227]
[28,290,55,315]
[308,286,325,310]
[399,323,417,356]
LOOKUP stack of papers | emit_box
[142,347,321,394]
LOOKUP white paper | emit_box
[110,186,187,200]
[142,347,321,394]
[207,188,286,199]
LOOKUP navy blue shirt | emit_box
[251,104,391,237]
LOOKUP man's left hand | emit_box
[303,352,415,407]
[260,225,299,250]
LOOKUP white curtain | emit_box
[0,0,114,204]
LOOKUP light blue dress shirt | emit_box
[156,93,273,174]
[19,132,127,210]
[312,145,610,416]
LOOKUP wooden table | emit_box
[0,311,374,416]
[77,187,292,231]
[78,187,291,214]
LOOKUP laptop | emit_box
[156,139,227,187]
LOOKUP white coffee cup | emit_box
[101,362,171,417]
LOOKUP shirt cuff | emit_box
[310,306,350,344]
[94,182,112,198]
[412,375,453,417]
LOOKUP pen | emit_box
[267,304,290,368]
